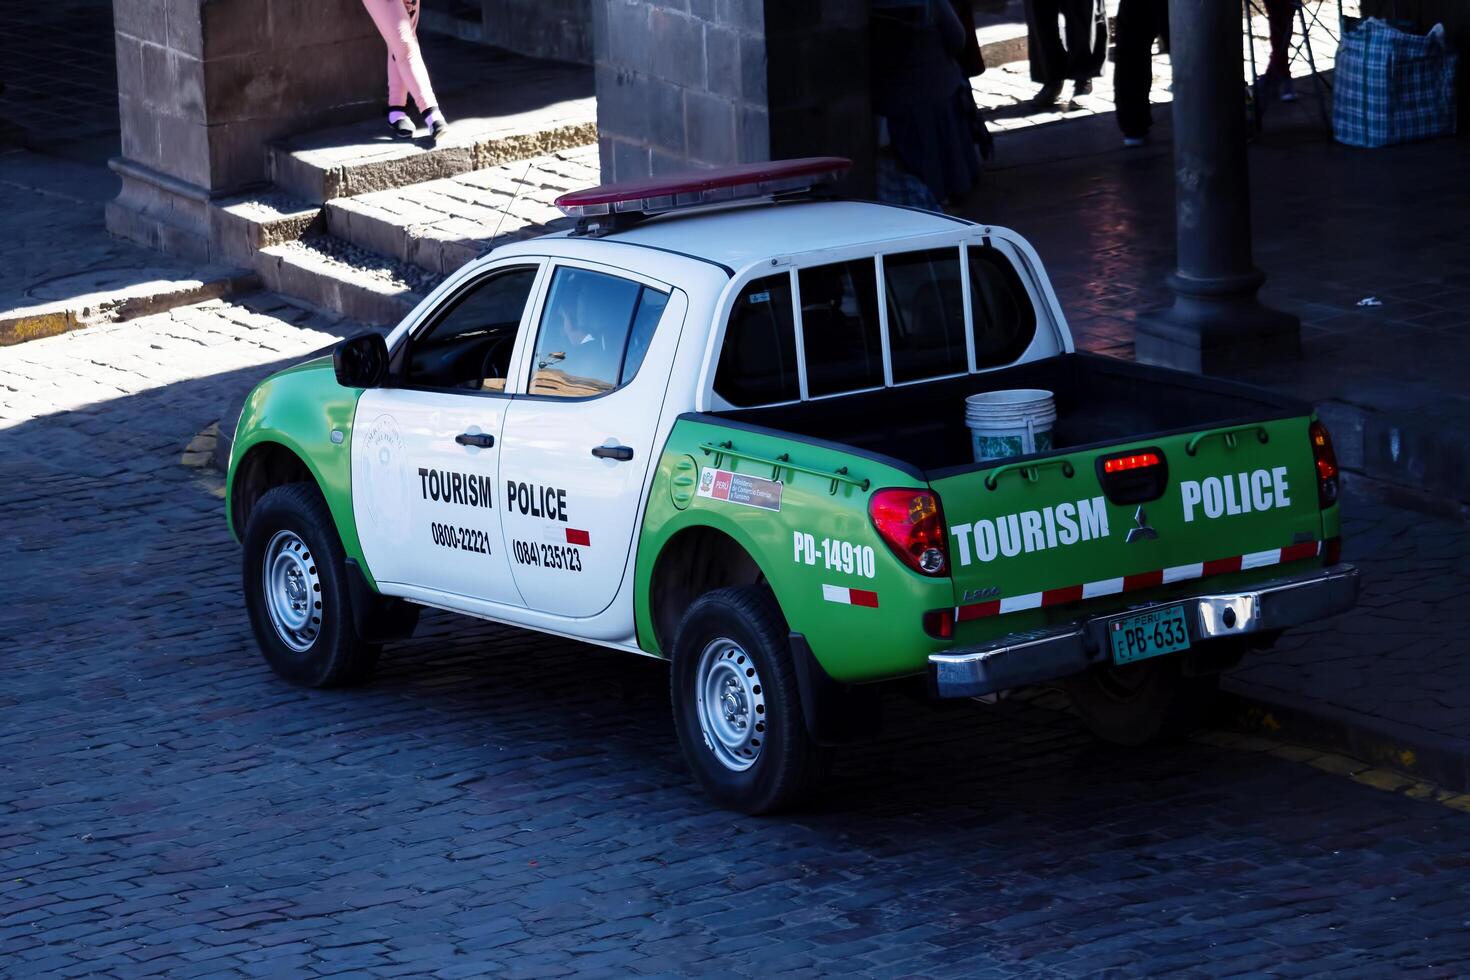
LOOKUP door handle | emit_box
[455,432,495,448]
[591,444,634,461]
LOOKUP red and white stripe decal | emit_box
[565,528,591,546]
[954,541,1321,623]
[822,584,879,608]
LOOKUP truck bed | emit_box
[711,352,1310,476]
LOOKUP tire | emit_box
[242,482,380,688]
[670,586,832,814]
[1062,657,1220,747]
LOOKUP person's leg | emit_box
[386,49,414,137]
[1263,0,1295,80]
[361,0,445,129]
[1113,0,1151,140]
[1025,0,1067,98]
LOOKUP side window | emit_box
[527,266,669,398]
[406,266,537,392]
[883,248,967,383]
[969,246,1038,367]
[798,259,883,397]
[713,274,799,407]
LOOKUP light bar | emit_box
[1102,452,1162,474]
[554,156,852,219]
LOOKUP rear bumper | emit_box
[928,563,1360,699]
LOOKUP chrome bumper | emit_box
[928,564,1360,699]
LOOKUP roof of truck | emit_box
[585,200,975,273]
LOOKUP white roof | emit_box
[594,200,974,272]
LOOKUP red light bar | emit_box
[554,156,852,219]
[1102,452,1162,474]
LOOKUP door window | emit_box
[969,245,1038,367]
[527,266,670,398]
[798,259,884,397]
[884,247,968,383]
[404,266,538,392]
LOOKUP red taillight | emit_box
[1309,420,1339,508]
[1102,452,1161,474]
[869,488,948,576]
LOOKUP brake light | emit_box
[869,489,948,576]
[1309,420,1339,508]
[923,609,955,639]
[1102,452,1161,474]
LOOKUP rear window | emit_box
[713,274,799,406]
[799,259,884,397]
[884,248,967,383]
[970,245,1037,366]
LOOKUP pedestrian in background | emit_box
[1113,0,1168,146]
[1256,0,1300,103]
[361,0,450,141]
[870,0,985,211]
[1024,0,1108,106]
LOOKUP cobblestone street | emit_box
[4,296,1470,975]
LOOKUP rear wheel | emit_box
[670,587,831,813]
[1063,657,1219,746]
[243,483,380,688]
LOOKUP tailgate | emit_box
[934,417,1327,624]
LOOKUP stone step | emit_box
[208,191,324,266]
[254,234,438,326]
[266,53,595,203]
[323,145,598,276]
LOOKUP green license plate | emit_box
[1109,605,1192,664]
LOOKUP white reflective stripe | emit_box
[999,592,1043,613]
[1163,562,1204,584]
[822,584,851,604]
[1241,549,1282,570]
[1082,577,1125,599]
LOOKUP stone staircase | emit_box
[206,49,601,325]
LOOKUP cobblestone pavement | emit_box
[5,297,1470,976]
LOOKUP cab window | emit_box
[798,259,883,397]
[884,247,967,383]
[527,266,670,398]
[405,265,537,392]
[970,245,1037,366]
[713,274,799,407]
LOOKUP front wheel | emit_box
[1062,657,1219,746]
[242,483,380,688]
[670,587,831,814]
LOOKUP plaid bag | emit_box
[1334,18,1458,147]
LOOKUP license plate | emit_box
[1109,605,1192,665]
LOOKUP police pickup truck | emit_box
[228,158,1358,813]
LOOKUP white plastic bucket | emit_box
[966,389,1057,462]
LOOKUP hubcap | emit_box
[263,530,323,653]
[695,638,767,772]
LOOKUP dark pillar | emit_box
[106,0,385,263]
[592,0,871,191]
[1135,0,1299,373]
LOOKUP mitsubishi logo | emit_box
[1126,505,1159,543]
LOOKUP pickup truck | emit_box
[227,158,1359,813]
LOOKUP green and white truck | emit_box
[227,159,1359,813]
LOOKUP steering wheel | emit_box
[475,339,511,390]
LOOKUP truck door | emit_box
[497,261,686,618]
[351,261,544,607]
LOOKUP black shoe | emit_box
[1032,81,1063,106]
[1072,78,1093,99]
[387,106,413,139]
[430,118,451,143]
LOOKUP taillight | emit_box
[869,488,948,576]
[1309,420,1339,508]
[922,608,955,639]
[1096,447,1168,504]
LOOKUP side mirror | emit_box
[333,332,388,389]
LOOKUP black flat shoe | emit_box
[387,106,413,139]
[430,118,450,143]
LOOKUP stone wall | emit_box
[108,0,386,261]
[591,0,871,190]
[483,0,593,64]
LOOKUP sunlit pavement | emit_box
[3,294,1470,976]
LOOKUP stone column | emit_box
[106,0,387,263]
[1135,0,1300,373]
[592,0,871,191]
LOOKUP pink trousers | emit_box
[361,0,438,111]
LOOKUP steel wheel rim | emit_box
[263,530,323,653]
[695,638,766,772]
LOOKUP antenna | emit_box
[490,158,535,246]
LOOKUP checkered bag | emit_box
[1334,19,1458,147]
